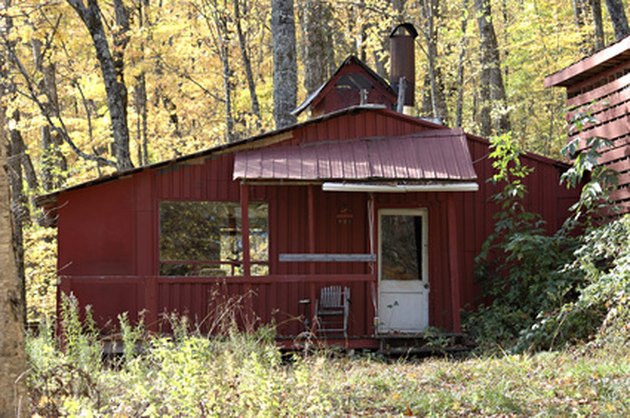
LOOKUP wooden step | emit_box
[377,332,475,355]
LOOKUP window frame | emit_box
[158,200,269,277]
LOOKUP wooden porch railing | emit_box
[59,274,377,339]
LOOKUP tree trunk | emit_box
[8,128,38,276]
[572,0,592,53]
[221,45,235,142]
[299,0,335,96]
[455,0,470,127]
[198,0,235,141]
[6,121,26,327]
[271,0,297,128]
[392,0,406,16]
[133,1,149,165]
[422,0,439,119]
[572,0,588,27]
[420,0,449,123]
[66,0,134,170]
[161,95,182,138]
[12,131,38,194]
[234,0,261,122]
[592,0,605,50]
[474,0,510,136]
[357,0,367,62]
[218,4,235,141]
[421,74,432,115]
[604,0,630,40]
[0,99,28,418]
[1,0,33,347]
[111,0,134,163]
[32,40,67,189]
[133,73,149,165]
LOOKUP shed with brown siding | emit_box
[545,35,630,214]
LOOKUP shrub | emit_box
[517,216,630,351]
[27,296,103,415]
[467,130,628,353]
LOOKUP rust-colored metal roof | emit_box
[233,129,477,182]
[36,106,442,208]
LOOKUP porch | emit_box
[59,273,378,345]
[55,128,480,346]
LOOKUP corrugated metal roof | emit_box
[233,129,477,182]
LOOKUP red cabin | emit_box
[40,28,579,348]
[39,108,577,348]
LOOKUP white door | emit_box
[378,208,429,333]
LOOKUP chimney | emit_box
[389,23,418,116]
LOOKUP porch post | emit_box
[368,192,377,336]
[307,185,316,274]
[447,193,462,333]
[240,183,251,277]
[307,185,317,332]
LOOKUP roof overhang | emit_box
[233,129,478,183]
[545,35,630,88]
[321,182,478,193]
[38,106,444,211]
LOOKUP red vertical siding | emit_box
[58,178,136,276]
[56,108,578,337]
[135,171,157,275]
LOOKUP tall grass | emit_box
[24,296,629,417]
[26,295,341,417]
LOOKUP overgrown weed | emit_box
[25,303,629,417]
[467,131,630,354]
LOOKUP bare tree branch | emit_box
[1,32,117,168]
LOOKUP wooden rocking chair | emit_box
[315,286,351,337]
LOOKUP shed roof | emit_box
[233,129,477,182]
[545,35,630,87]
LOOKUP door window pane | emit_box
[381,215,422,281]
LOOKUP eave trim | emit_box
[321,182,479,193]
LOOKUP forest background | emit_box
[0,0,628,321]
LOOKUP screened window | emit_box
[160,201,268,276]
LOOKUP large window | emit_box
[160,201,268,276]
